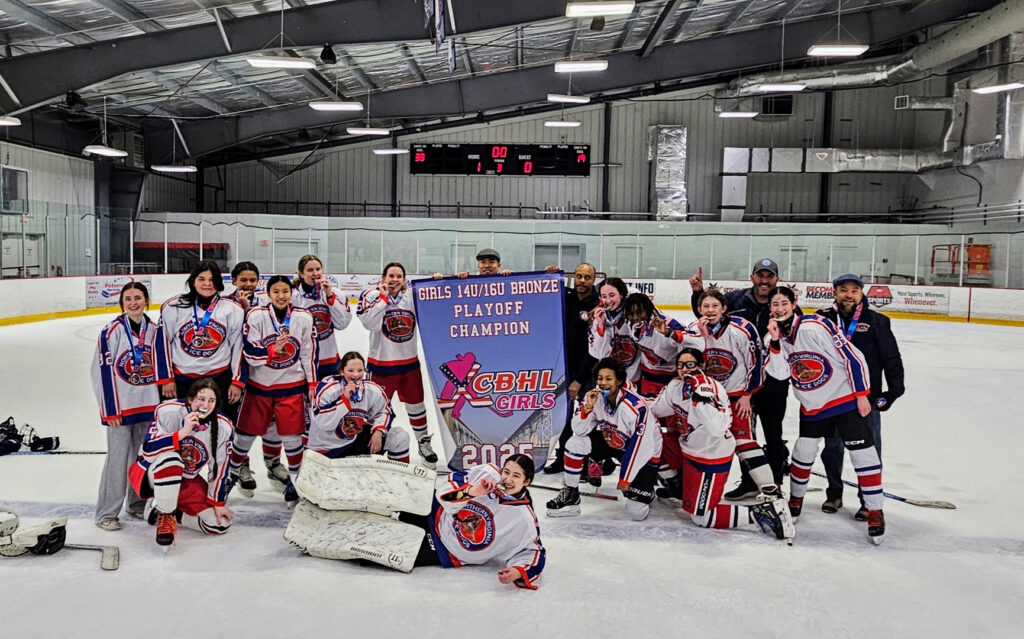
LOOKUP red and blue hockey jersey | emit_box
[90,314,167,426]
[356,288,420,375]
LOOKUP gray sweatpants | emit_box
[94,423,148,522]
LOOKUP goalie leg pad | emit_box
[1,517,68,557]
[284,500,425,573]
[295,450,437,515]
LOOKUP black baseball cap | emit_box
[476,248,501,261]
[752,258,779,276]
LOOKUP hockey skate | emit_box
[417,435,438,467]
[656,475,682,504]
[236,465,257,498]
[788,495,803,521]
[266,459,289,492]
[283,479,299,503]
[867,510,885,545]
[855,505,869,521]
[821,497,843,513]
[750,498,796,545]
[155,512,177,547]
[586,460,604,488]
[545,486,581,517]
[724,477,759,501]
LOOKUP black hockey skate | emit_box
[724,476,759,501]
[236,464,257,497]
[788,495,804,521]
[545,486,581,517]
[283,479,299,503]
[750,498,795,545]
[417,435,438,466]
[867,510,885,545]
[266,459,289,491]
[656,475,682,504]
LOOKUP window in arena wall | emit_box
[1,166,28,213]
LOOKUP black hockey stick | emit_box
[810,470,956,509]
[531,482,619,501]
[7,451,105,456]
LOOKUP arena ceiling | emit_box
[0,0,1004,164]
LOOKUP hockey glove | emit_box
[875,393,896,412]
[685,373,716,404]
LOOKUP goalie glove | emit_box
[685,373,717,404]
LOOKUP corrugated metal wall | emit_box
[141,173,195,212]
[206,81,965,218]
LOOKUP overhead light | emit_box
[756,83,806,93]
[554,60,608,73]
[547,93,591,104]
[151,164,198,173]
[807,43,868,57]
[972,82,1024,95]
[246,55,317,69]
[544,120,582,128]
[373,148,408,155]
[0,115,20,126]
[346,126,391,136]
[309,101,364,112]
[718,111,759,119]
[83,145,129,158]
[319,44,338,65]
[566,2,635,18]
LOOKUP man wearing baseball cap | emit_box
[688,258,793,499]
[815,273,905,519]
[434,248,513,279]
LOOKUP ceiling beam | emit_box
[179,0,999,158]
[397,44,427,83]
[0,0,93,46]
[90,0,165,34]
[718,0,759,33]
[0,0,595,115]
[638,0,689,58]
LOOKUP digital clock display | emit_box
[410,143,590,177]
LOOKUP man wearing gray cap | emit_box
[816,273,905,519]
[689,258,792,499]
[434,248,513,279]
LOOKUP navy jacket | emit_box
[817,298,905,409]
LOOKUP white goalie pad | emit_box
[295,451,436,516]
[0,516,67,557]
[284,500,424,573]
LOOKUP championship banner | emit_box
[86,275,153,309]
[412,271,567,473]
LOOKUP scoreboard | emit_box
[410,143,590,177]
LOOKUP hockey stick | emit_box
[810,470,956,509]
[65,544,119,570]
[531,483,619,501]
[7,451,105,456]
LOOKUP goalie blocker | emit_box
[285,452,545,588]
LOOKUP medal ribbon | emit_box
[834,301,863,339]
[193,294,220,336]
[121,314,148,367]
[269,304,293,335]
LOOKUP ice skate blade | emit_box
[236,486,255,499]
[870,535,884,546]
[545,506,581,518]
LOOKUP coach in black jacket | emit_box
[816,273,906,518]
[689,258,792,497]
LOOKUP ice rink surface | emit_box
[2,310,1023,638]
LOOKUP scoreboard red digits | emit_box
[410,143,590,177]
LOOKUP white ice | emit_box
[1,312,1022,638]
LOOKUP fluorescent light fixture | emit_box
[83,144,129,157]
[718,111,759,119]
[544,120,582,128]
[346,126,391,136]
[972,82,1024,95]
[565,2,635,18]
[554,60,608,73]
[547,93,591,104]
[373,148,408,155]
[151,164,198,173]
[245,55,317,69]
[807,43,869,57]
[756,83,806,93]
[309,101,364,112]
[0,115,20,126]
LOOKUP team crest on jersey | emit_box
[178,436,209,472]
[116,348,156,385]
[452,501,495,551]
[261,335,299,369]
[598,424,628,450]
[703,348,737,382]
[337,410,369,439]
[382,309,415,343]
[788,352,833,390]
[610,336,638,366]
[179,320,227,358]
[308,304,334,338]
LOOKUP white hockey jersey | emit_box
[572,387,662,487]
[157,294,244,384]
[307,378,394,453]
[291,284,352,368]
[650,376,735,466]
[356,288,420,375]
[689,315,764,397]
[765,315,870,421]
[431,464,545,590]
[242,305,318,396]
[589,310,683,381]
[90,314,166,426]
[132,399,234,506]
